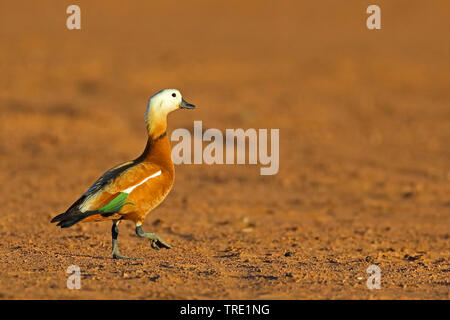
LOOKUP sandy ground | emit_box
[0,1,449,299]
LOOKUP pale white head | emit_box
[145,89,195,138]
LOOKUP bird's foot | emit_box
[112,252,131,260]
[112,253,144,260]
[136,226,172,250]
[147,233,172,250]
[111,248,137,260]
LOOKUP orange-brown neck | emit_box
[139,134,174,173]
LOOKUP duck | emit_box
[51,89,195,259]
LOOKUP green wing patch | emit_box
[98,192,134,214]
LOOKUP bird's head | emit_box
[145,89,195,139]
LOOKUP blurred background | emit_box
[0,1,449,299]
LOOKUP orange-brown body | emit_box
[82,135,175,225]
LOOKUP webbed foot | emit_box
[136,226,172,250]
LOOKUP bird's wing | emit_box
[78,162,163,213]
[82,160,137,197]
[52,161,162,227]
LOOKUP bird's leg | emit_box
[135,224,172,250]
[111,220,131,259]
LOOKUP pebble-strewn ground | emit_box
[0,1,449,299]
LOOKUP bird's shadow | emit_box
[54,251,143,264]
[55,252,109,260]
[164,227,196,242]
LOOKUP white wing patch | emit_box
[122,170,162,194]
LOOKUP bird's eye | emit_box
[172,93,176,97]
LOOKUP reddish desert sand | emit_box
[0,1,449,299]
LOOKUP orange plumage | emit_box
[81,136,175,225]
[51,89,195,259]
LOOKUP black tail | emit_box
[51,210,99,228]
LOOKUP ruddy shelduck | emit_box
[51,89,195,259]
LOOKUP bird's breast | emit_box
[121,170,174,215]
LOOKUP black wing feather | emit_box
[51,160,138,228]
[82,160,137,197]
